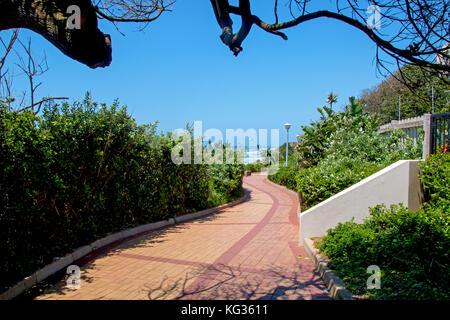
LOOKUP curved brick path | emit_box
[35,174,330,300]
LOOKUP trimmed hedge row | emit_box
[0,96,243,292]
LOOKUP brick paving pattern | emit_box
[35,174,330,300]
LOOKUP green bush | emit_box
[269,102,421,209]
[296,156,383,210]
[296,103,378,167]
[244,162,264,173]
[208,162,244,206]
[318,204,450,300]
[0,95,243,292]
[268,161,298,191]
[326,129,422,163]
[296,128,421,210]
[420,151,450,209]
[318,152,450,300]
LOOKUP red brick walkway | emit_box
[35,174,330,300]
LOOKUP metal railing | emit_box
[378,112,450,157]
[430,112,450,154]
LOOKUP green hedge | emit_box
[269,132,420,210]
[0,96,243,292]
[208,162,244,206]
[267,162,297,191]
[318,152,450,300]
[268,105,421,210]
[420,151,450,209]
[296,155,383,209]
[244,162,265,173]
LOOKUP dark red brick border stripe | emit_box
[185,222,290,226]
[262,178,299,226]
[185,222,259,226]
[214,179,280,266]
[180,177,281,297]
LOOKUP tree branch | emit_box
[17,97,69,114]
[227,5,449,72]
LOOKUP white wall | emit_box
[299,160,422,244]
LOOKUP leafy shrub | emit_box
[420,151,450,209]
[296,156,383,210]
[208,162,244,206]
[270,102,421,209]
[0,95,243,291]
[268,161,298,191]
[318,204,450,300]
[244,162,264,173]
[296,128,421,210]
[318,152,450,300]
[326,128,422,163]
[296,103,378,167]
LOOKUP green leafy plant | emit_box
[244,162,265,173]
[296,155,383,210]
[270,101,421,210]
[268,161,298,191]
[420,151,450,209]
[0,94,243,292]
[318,152,450,300]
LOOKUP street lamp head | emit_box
[284,123,292,131]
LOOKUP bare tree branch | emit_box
[212,0,450,78]
[94,0,174,32]
[17,97,69,114]
[1,33,68,113]
[14,38,48,108]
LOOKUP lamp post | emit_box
[284,123,291,167]
[431,86,434,114]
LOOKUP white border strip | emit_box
[0,192,249,300]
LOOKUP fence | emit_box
[430,112,450,154]
[378,115,424,145]
[378,112,450,157]
[378,114,429,158]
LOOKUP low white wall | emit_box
[299,160,422,244]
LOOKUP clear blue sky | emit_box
[5,1,391,141]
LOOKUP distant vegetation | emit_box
[0,94,243,292]
[244,162,265,173]
[360,65,450,125]
[277,142,297,165]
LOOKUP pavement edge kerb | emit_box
[260,177,351,300]
[0,192,249,300]
[303,238,354,300]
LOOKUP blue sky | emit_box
[4,1,391,141]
